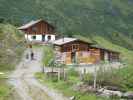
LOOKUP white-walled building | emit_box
[18,19,56,43]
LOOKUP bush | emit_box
[96,68,121,87]
[117,65,133,91]
[81,66,125,90]
[68,68,79,77]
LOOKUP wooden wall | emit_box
[89,48,101,63]
[61,50,101,64]
[22,21,54,35]
[60,40,89,52]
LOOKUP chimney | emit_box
[62,36,64,42]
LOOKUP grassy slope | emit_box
[0,24,25,71]
[0,24,25,100]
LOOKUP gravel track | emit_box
[9,48,69,100]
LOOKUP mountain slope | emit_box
[0,0,133,50]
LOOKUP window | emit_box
[47,35,51,40]
[32,35,36,40]
[72,44,79,51]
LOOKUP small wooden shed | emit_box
[52,37,120,65]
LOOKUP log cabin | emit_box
[18,19,56,43]
[52,37,120,65]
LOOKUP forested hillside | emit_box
[0,24,25,71]
[0,0,133,50]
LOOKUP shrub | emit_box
[82,66,125,90]
[68,68,79,77]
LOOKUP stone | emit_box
[104,86,120,91]
[122,92,133,99]
[70,96,75,100]
[98,88,123,97]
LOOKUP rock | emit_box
[97,88,104,93]
[70,96,75,100]
[122,92,133,99]
[104,86,120,91]
[98,88,123,97]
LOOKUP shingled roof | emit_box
[18,19,54,30]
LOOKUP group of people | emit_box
[26,44,34,60]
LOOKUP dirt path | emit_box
[9,48,69,100]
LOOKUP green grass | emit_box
[0,78,12,100]
[0,85,10,97]
[35,72,111,100]
[116,64,133,91]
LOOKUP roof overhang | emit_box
[18,19,55,30]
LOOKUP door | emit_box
[71,51,76,64]
[42,35,45,42]
[71,44,79,64]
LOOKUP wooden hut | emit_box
[52,37,120,65]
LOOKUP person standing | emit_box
[28,44,34,60]
[31,51,34,60]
